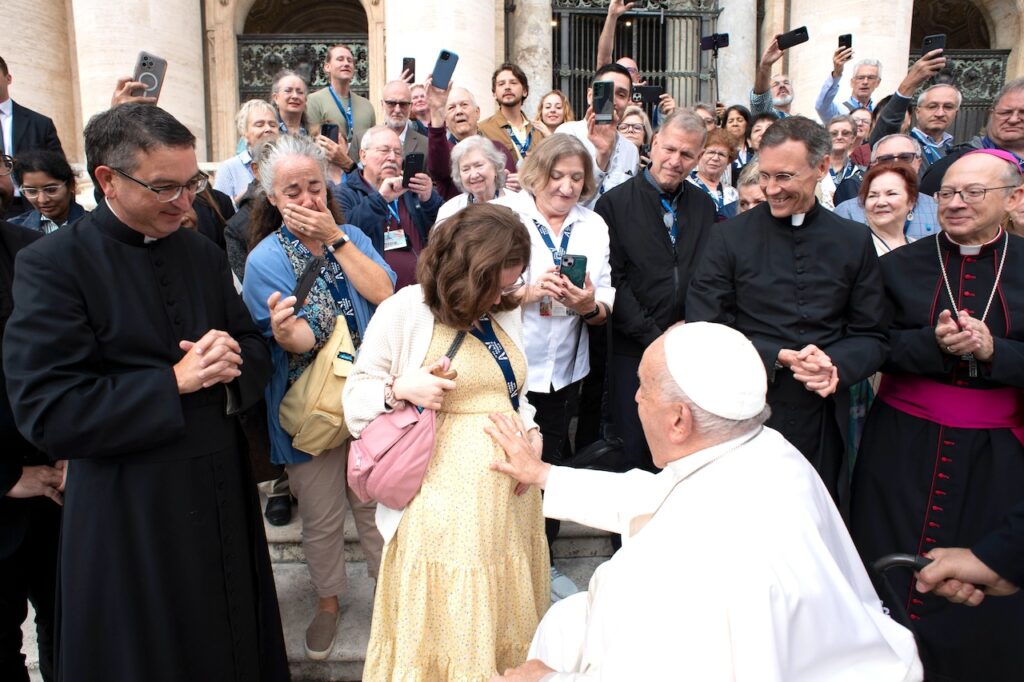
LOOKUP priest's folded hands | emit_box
[934,309,994,360]
[173,329,244,393]
[778,344,840,397]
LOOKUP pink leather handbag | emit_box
[347,333,466,509]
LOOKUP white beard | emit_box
[773,94,794,107]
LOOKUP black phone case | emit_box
[778,27,809,50]
[403,58,416,82]
[291,256,325,306]
[839,34,852,49]
[593,82,615,123]
[402,153,426,188]
[922,34,946,53]
[320,123,340,143]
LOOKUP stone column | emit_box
[716,0,758,108]
[70,0,208,159]
[512,0,553,121]
[6,2,80,161]
[783,6,913,122]
[384,1,497,118]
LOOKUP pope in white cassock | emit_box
[484,322,923,681]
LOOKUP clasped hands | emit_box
[935,309,993,361]
[8,460,67,506]
[174,329,243,394]
[778,344,839,397]
[525,266,596,316]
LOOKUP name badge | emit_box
[384,228,408,251]
[539,297,570,317]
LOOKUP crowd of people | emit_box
[3,1,1024,680]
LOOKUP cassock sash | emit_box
[877,374,1024,446]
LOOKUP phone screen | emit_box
[593,81,615,124]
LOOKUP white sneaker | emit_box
[551,566,579,602]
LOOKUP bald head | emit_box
[939,152,1024,245]
[616,57,641,84]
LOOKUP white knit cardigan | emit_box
[342,285,539,541]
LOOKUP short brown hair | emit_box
[858,162,919,207]
[417,203,531,329]
[704,129,738,163]
[518,133,597,203]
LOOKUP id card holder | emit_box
[551,301,569,317]
[539,296,552,317]
[384,228,408,251]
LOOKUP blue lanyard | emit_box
[447,132,458,146]
[913,129,951,165]
[328,85,355,143]
[281,225,361,348]
[829,160,854,184]
[386,200,400,224]
[505,125,532,158]
[531,219,573,266]
[845,96,873,112]
[468,316,519,411]
[689,173,725,213]
[659,197,678,246]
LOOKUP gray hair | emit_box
[736,160,761,188]
[360,125,397,152]
[993,78,1024,110]
[271,69,306,95]
[235,99,276,137]
[871,133,924,162]
[659,369,772,442]
[917,83,963,108]
[693,102,716,116]
[450,136,507,194]
[657,110,708,146]
[255,134,327,196]
[448,87,478,108]
[853,59,882,78]
[621,105,653,144]
[758,116,831,167]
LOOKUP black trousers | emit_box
[609,353,657,473]
[527,381,581,562]
[0,501,60,682]
[574,329,607,451]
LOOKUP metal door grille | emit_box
[552,0,720,119]
[236,34,369,103]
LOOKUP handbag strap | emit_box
[445,331,467,360]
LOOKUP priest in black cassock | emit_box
[686,116,889,502]
[2,105,289,682]
[851,149,1024,682]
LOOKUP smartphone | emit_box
[593,81,615,125]
[131,51,168,101]
[922,34,947,54]
[402,57,416,83]
[838,34,852,50]
[777,26,810,50]
[559,254,588,289]
[631,85,663,106]
[291,256,325,307]
[431,50,459,90]
[320,123,340,143]
[402,152,426,188]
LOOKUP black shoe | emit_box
[265,495,292,526]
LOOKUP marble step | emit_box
[276,555,608,682]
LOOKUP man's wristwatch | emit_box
[327,233,350,253]
[582,304,601,321]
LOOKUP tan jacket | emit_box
[478,110,547,163]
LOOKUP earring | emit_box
[907,210,915,222]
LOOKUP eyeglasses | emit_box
[852,75,880,82]
[500,275,526,296]
[112,167,209,203]
[935,185,1018,204]
[617,123,645,133]
[623,66,639,75]
[874,152,920,165]
[383,100,412,109]
[993,108,1024,120]
[920,102,958,112]
[21,184,67,199]
[759,171,800,186]
[829,130,854,138]
[0,155,12,176]
[702,149,730,159]
[276,87,306,97]
[368,146,403,158]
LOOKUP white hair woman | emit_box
[433,135,515,225]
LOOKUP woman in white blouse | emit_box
[433,135,515,225]
[495,133,614,601]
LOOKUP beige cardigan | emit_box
[342,285,539,541]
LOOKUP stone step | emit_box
[263,495,615,564]
[276,555,608,682]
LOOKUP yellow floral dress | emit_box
[363,321,549,681]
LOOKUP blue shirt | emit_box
[213,151,254,206]
[241,224,396,464]
[832,193,939,241]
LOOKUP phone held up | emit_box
[131,51,168,101]
[838,34,852,50]
[593,81,615,125]
[402,152,426,188]
[921,34,947,54]
[402,57,416,83]
[559,254,588,290]
[777,26,810,50]
[431,50,459,91]
[320,123,340,144]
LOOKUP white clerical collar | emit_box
[944,229,1003,255]
[790,212,806,227]
[104,198,161,242]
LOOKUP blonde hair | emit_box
[518,133,597,203]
